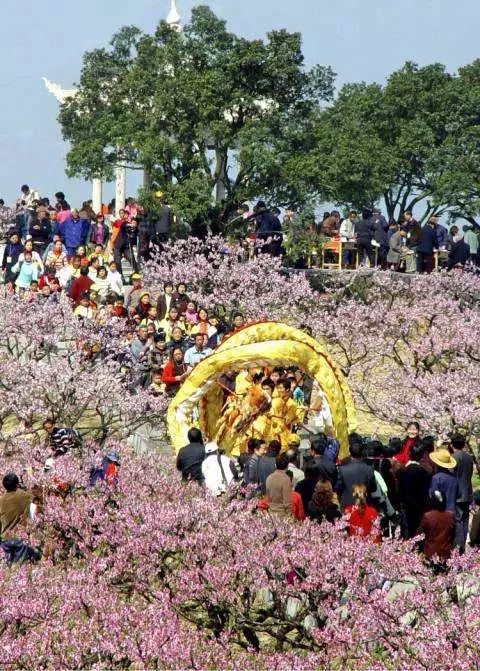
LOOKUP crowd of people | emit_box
[307,207,480,272]
[177,423,480,570]
[0,185,479,571]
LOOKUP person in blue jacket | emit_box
[58,209,90,257]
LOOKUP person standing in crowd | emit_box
[184,333,212,367]
[243,439,274,494]
[253,201,283,255]
[340,210,357,266]
[111,209,137,277]
[90,213,109,251]
[419,490,455,567]
[309,438,337,487]
[162,347,189,396]
[372,212,389,268]
[354,208,374,267]
[1,230,23,285]
[152,194,173,250]
[417,217,438,273]
[265,454,292,517]
[429,449,459,513]
[11,252,39,292]
[107,261,124,296]
[337,442,376,508]
[447,227,470,270]
[396,443,431,539]
[394,422,421,466]
[285,448,304,487]
[201,442,238,496]
[469,490,480,547]
[344,483,381,543]
[16,184,40,239]
[451,434,473,553]
[59,208,90,258]
[176,428,206,484]
[463,225,479,264]
[69,266,94,305]
[307,480,341,523]
[157,282,174,320]
[29,209,51,257]
[295,463,319,512]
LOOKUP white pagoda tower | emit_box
[43,1,182,215]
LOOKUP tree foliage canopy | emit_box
[310,61,480,223]
[60,5,334,227]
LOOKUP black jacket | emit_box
[397,462,431,511]
[311,455,338,487]
[354,219,374,243]
[417,224,437,254]
[176,442,206,483]
[29,219,51,246]
[243,454,276,494]
[337,459,376,508]
[454,450,473,503]
[372,219,388,247]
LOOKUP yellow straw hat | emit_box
[430,449,457,470]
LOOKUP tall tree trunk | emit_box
[215,150,228,205]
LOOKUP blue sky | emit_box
[1,0,479,206]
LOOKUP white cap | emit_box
[205,441,219,455]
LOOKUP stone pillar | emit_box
[115,164,126,217]
[92,178,103,214]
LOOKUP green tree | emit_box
[429,60,480,225]
[59,5,334,230]
[310,62,458,222]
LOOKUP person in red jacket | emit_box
[69,266,94,305]
[162,348,189,396]
[394,421,421,466]
[345,484,381,543]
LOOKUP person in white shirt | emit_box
[184,334,213,367]
[340,210,357,267]
[339,210,357,240]
[16,185,40,239]
[107,261,124,295]
[201,442,238,496]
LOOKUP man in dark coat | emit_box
[396,443,431,539]
[253,201,283,256]
[354,208,375,267]
[417,218,438,273]
[309,437,337,487]
[336,442,376,509]
[372,215,389,267]
[176,428,206,484]
[452,434,474,552]
[29,210,51,256]
[243,439,275,494]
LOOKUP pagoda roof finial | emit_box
[166,0,182,32]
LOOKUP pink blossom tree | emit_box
[0,440,479,669]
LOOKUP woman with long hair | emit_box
[307,480,341,523]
